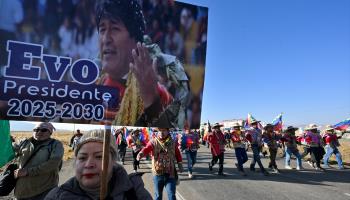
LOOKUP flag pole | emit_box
[100,98,112,200]
[100,124,111,200]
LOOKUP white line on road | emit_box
[176,191,186,200]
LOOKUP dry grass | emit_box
[11,131,75,161]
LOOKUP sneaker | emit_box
[133,170,137,173]
[188,173,193,179]
[285,165,293,170]
[315,167,320,171]
[273,168,281,173]
[209,163,213,171]
[296,166,303,171]
[322,165,330,169]
[308,161,315,168]
[339,166,344,170]
[235,163,239,169]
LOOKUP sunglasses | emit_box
[33,128,49,133]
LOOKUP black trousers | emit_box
[132,150,141,170]
[211,152,224,173]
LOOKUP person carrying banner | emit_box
[95,0,190,128]
[304,124,325,171]
[45,129,152,200]
[322,125,344,169]
[115,128,127,165]
[245,120,269,176]
[262,124,282,173]
[230,122,248,176]
[179,129,200,178]
[127,129,146,173]
[137,128,183,200]
[11,122,64,200]
[207,123,226,175]
[283,126,303,170]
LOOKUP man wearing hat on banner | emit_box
[322,125,344,169]
[245,119,269,176]
[207,123,226,175]
[231,122,248,176]
[283,126,303,170]
[304,124,325,171]
[263,124,282,173]
[12,122,64,200]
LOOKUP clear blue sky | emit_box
[181,0,350,126]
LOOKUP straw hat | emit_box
[324,125,334,131]
[305,124,319,131]
[212,123,223,128]
[250,119,261,124]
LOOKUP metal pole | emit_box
[100,125,111,200]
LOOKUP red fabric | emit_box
[231,131,242,142]
[324,134,337,144]
[140,137,182,163]
[157,83,173,106]
[207,130,225,156]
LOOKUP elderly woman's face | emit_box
[75,142,114,189]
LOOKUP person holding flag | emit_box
[127,129,146,173]
[179,129,200,178]
[322,125,344,169]
[207,123,226,175]
[245,118,269,176]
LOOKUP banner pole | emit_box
[100,124,111,200]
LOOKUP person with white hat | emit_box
[246,119,269,176]
[322,125,344,169]
[304,124,325,171]
[231,122,248,176]
[207,123,226,175]
[283,126,303,170]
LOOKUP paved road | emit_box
[2,145,349,200]
[120,145,350,200]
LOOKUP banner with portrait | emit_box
[0,0,208,129]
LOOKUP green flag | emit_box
[0,120,14,168]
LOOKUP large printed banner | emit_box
[0,0,208,129]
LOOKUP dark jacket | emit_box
[44,164,152,200]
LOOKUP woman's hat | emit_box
[324,125,335,131]
[305,124,319,131]
[75,129,117,156]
